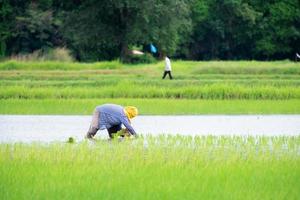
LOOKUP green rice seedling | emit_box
[1,98,300,114]
[1,60,300,74]
[67,137,75,143]
[1,60,299,115]
[0,135,299,200]
[1,84,299,100]
[2,73,300,87]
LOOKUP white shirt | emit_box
[165,57,172,71]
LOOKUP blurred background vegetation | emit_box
[0,0,299,62]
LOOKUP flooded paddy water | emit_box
[0,115,299,143]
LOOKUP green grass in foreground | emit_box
[1,99,300,114]
[0,135,299,199]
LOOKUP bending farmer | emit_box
[86,104,138,139]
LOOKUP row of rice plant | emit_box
[1,135,299,199]
[1,77,300,87]
[1,60,299,75]
[1,84,299,99]
[2,98,299,115]
[1,70,300,80]
[1,61,299,114]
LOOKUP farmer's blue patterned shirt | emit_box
[96,104,136,135]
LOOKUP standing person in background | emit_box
[162,56,173,79]
[86,104,138,139]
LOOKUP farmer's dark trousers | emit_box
[87,124,122,139]
[162,71,173,79]
[107,125,122,139]
[86,109,122,139]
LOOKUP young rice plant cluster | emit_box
[0,135,299,199]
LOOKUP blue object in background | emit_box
[150,44,157,53]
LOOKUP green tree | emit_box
[63,0,192,61]
[188,0,300,60]
[189,0,261,60]
[254,0,300,59]
[10,2,63,54]
[148,0,192,57]
[0,0,13,57]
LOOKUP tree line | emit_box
[0,0,299,61]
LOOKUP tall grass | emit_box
[0,135,299,199]
[9,48,74,62]
[0,60,123,70]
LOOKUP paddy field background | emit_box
[0,60,300,114]
[0,60,299,199]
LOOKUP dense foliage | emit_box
[0,0,299,61]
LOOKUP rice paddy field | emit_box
[0,60,300,199]
[0,135,299,199]
[0,60,300,114]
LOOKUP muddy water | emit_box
[0,115,299,143]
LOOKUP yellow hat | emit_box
[124,106,138,119]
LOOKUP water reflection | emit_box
[0,115,299,143]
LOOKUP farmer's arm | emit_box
[121,117,137,136]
